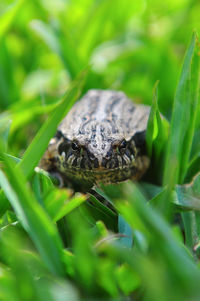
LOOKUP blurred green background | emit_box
[1,0,200,154]
[1,1,200,301]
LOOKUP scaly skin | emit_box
[40,89,150,187]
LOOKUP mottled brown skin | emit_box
[40,89,150,187]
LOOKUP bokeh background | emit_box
[1,0,200,154]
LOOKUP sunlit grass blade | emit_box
[164,32,199,186]
[176,173,200,251]
[43,188,87,222]
[17,71,86,179]
[118,215,133,248]
[0,190,10,216]
[146,81,161,157]
[180,35,200,183]
[0,156,65,276]
[0,227,79,301]
[78,0,115,59]
[0,0,26,40]
[0,227,47,301]
[0,113,11,153]
[10,102,57,133]
[30,20,84,78]
[146,81,169,173]
[53,194,87,222]
[185,154,200,182]
[146,82,158,157]
[66,210,97,292]
[117,182,200,282]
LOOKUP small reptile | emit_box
[40,89,150,188]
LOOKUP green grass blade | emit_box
[0,0,26,40]
[0,190,10,216]
[18,71,86,179]
[180,35,200,182]
[146,81,159,157]
[78,0,114,59]
[163,32,198,186]
[117,182,200,282]
[30,20,84,78]
[146,81,169,162]
[175,173,200,251]
[43,188,87,222]
[53,194,87,222]
[0,157,65,276]
[0,113,11,153]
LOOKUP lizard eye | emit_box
[71,141,80,151]
[115,139,127,154]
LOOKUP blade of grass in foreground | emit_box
[146,81,168,163]
[0,155,65,277]
[18,71,86,179]
[117,183,200,283]
[30,20,82,78]
[146,82,159,158]
[0,0,26,41]
[164,32,199,186]
[179,35,200,183]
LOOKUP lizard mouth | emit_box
[58,150,135,172]
[65,161,134,173]
[58,155,149,184]
[56,134,148,184]
[63,164,134,184]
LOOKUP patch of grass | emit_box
[1,1,200,300]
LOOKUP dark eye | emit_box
[119,139,127,149]
[71,141,80,151]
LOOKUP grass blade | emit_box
[18,71,86,179]
[117,182,200,282]
[0,156,65,276]
[146,81,163,157]
[53,194,87,222]
[180,35,200,182]
[0,113,11,153]
[163,32,198,186]
[0,0,26,40]
[146,82,159,157]
[30,20,84,78]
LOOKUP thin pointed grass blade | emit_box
[0,156,65,276]
[154,103,169,161]
[78,0,115,59]
[146,81,159,157]
[30,20,84,78]
[117,182,200,282]
[0,0,26,40]
[18,71,86,179]
[58,24,85,78]
[175,173,200,251]
[163,32,197,186]
[30,20,61,57]
[53,194,87,222]
[180,36,200,183]
[146,81,168,171]
[0,113,11,153]
[175,173,200,212]
[0,190,10,216]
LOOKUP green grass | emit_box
[1,1,200,300]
